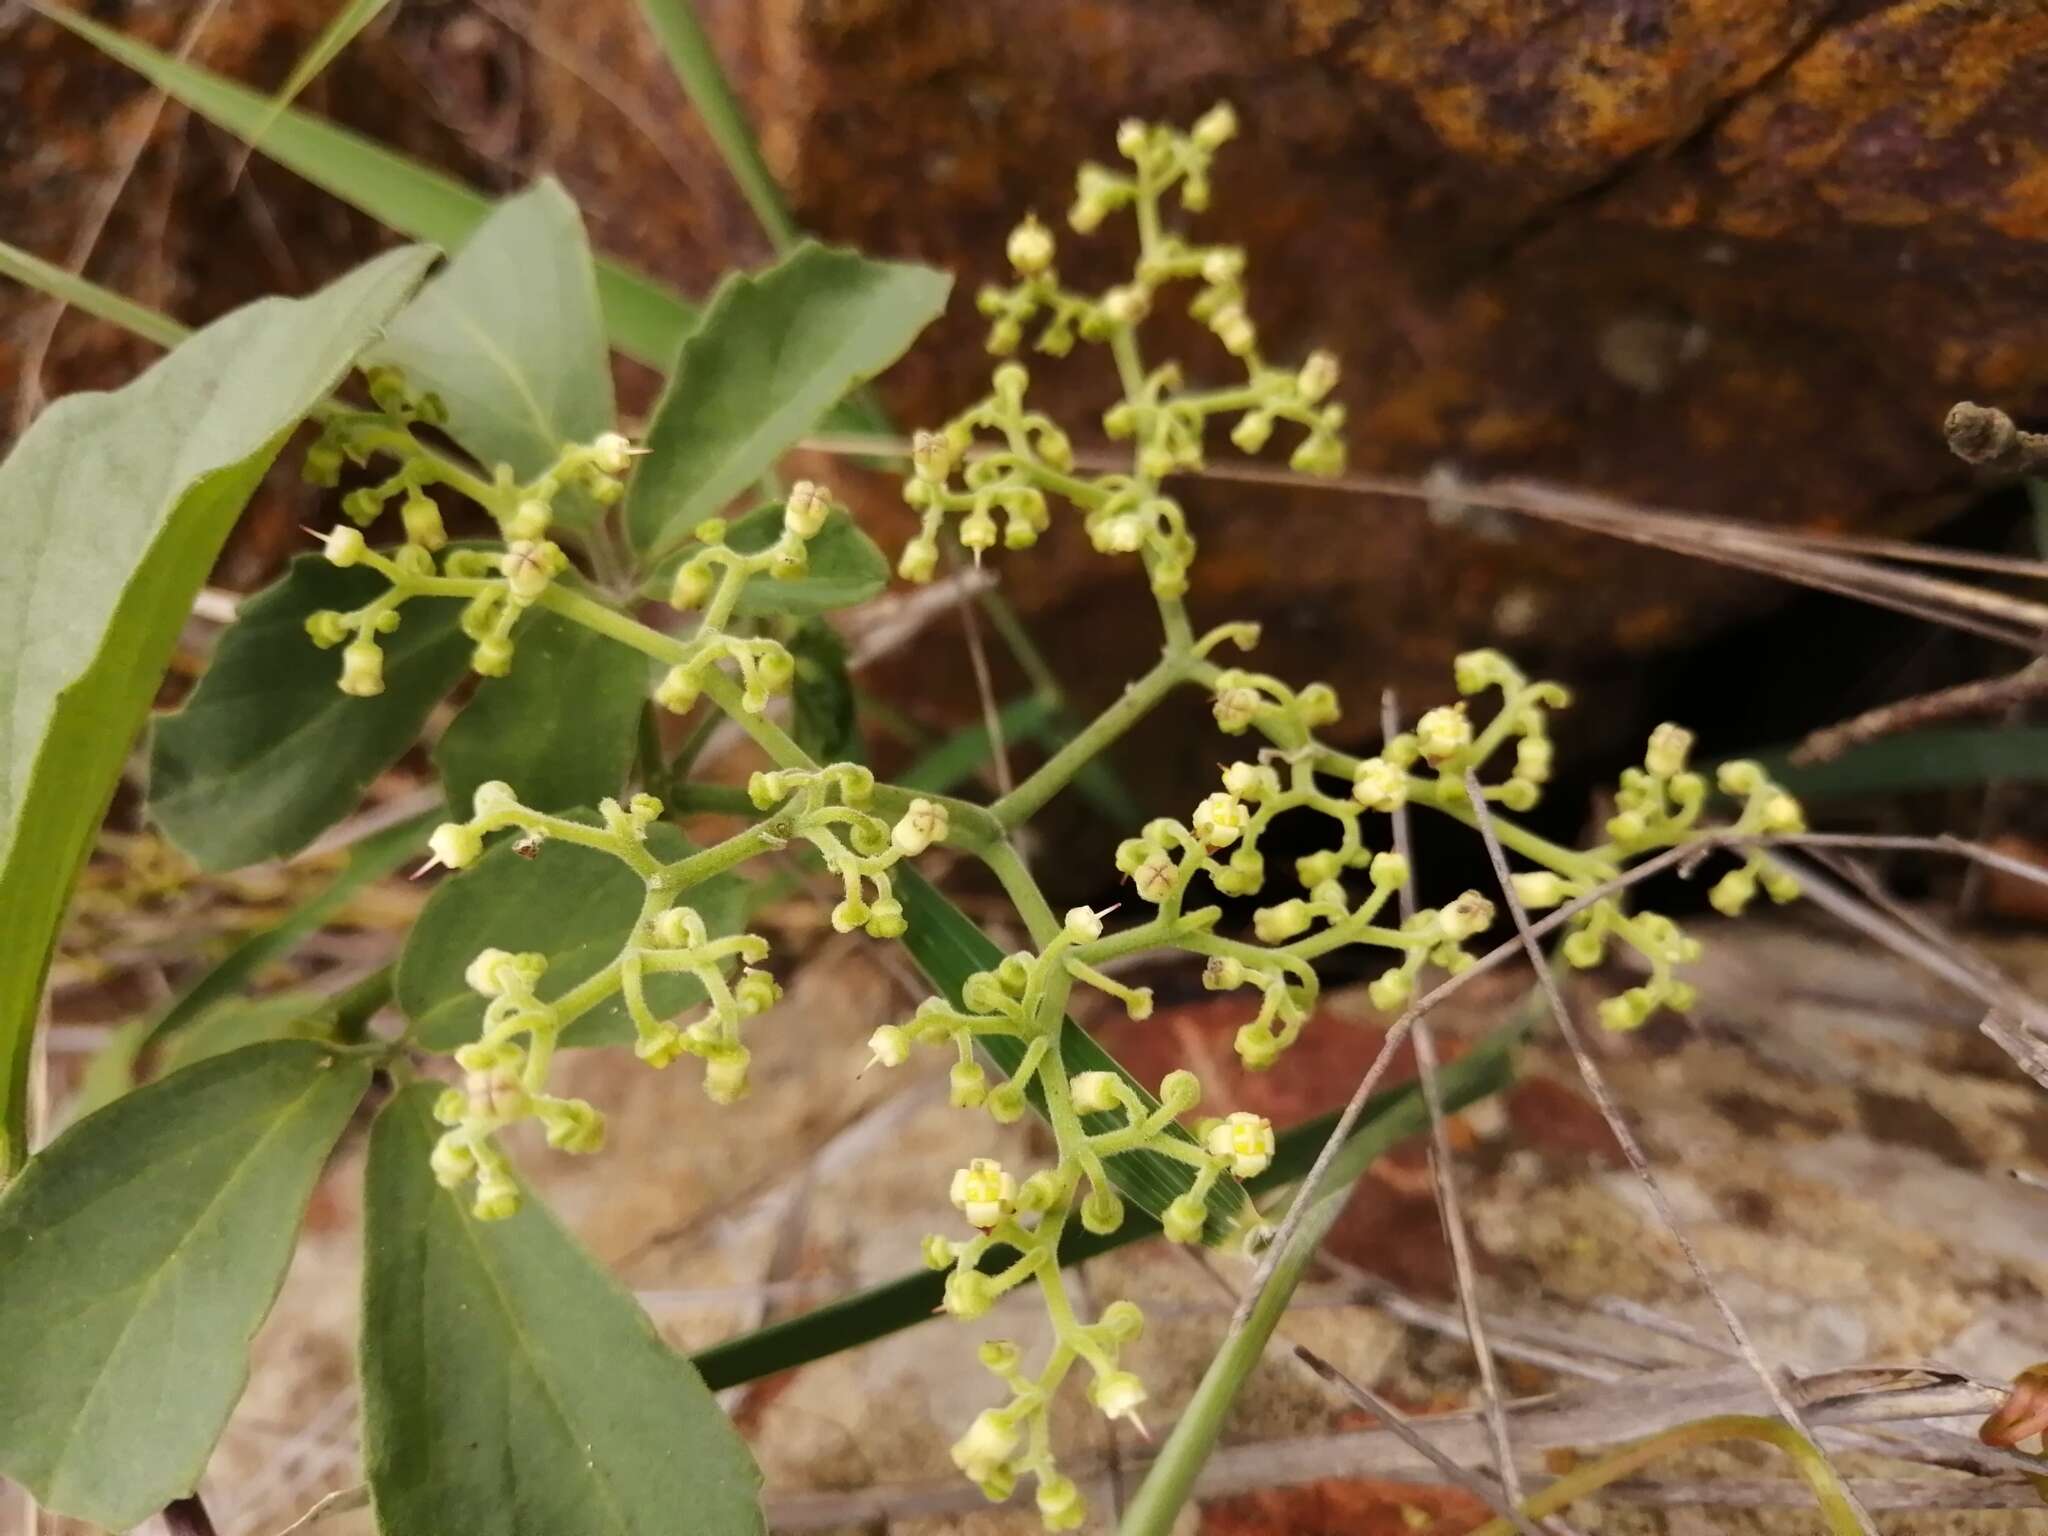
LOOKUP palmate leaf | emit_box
[0,1043,374,1527]
[362,1084,764,1536]
[0,246,432,1175]
[627,244,951,558]
[893,869,1256,1244]
[149,556,475,872]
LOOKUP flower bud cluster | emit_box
[902,101,1346,613]
[868,868,1284,1518]
[422,783,780,1216]
[747,765,951,939]
[657,482,845,715]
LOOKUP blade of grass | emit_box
[896,697,1057,794]
[0,238,188,349]
[690,1021,1521,1390]
[31,2,697,368]
[629,0,799,251]
[1759,726,2048,800]
[227,0,396,186]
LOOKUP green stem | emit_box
[992,649,1186,829]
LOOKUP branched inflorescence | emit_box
[305,106,1807,1530]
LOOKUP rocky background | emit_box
[5,0,2047,773]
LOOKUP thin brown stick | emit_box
[1461,791,1882,1536]
[1792,658,2048,763]
[948,551,1013,798]
[798,432,2048,649]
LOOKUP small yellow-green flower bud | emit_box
[1005,214,1056,276]
[1191,101,1238,149]
[783,480,831,539]
[472,635,514,677]
[1512,871,1567,909]
[1071,1070,1121,1114]
[735,967,781,1016]
[505,499,550,541]
[1645,722,1695,779]
[590,432,634,475]
[1221,761,1277,800]
[654,663,701,714]
[1064,905,1104,942]
[1211,302,1256,357]
[892,797,949,856]
[1709,867,1756,916]
[1205,1110,1275,1178]
[1352,757,1408,811]
[1562,927,1606,968]
[948,1059,988,1109]
[428,821,484,870]
[1162,1192,1208,1243]
[1213,683,1262,733]
[950,1157,1015,1229]
[399,494,447,551]
[500,540,562,603]
[949,1408,1018,1481]
[867,1024,911,1069]
[1296,349,1340,403]
[322,525,367,567]
[1203,955,1246,990]
[1132,849,1178,903]
[1090,1368,1148,1423]
[1416,703,1473,765]
[473,1183,520,1222]
[1440,890,1496,941]
[1297,850,1344,888]
[1761,865,1802,903]
[1191,791,1249,848]
[1368,850,1410,889]
[1517,736,1554,782]
[1037,1474,1085,1531]
[429,1134,476,1188]
[1080,1185,1125,1234]
[1718,759,1766,796]
[303,610,349,648]
[339,639,384,698]
[1253,899,1312,944]
[1367,968,1412,1012]
[703,1049,750,1104]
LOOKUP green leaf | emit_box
[31,3,696,369]
[892,869,1252,1244]
[153,810,441,1047]
[691,1022,1521,1389]
[0,246,430,1178]
[627,244,950,556]
[0,236,189,348]
[789,619,860,764]
[362,1083,764,1536]
[398,816,743,1051]
[642,502,890,617]
[0,1042,373,1528]
[367,180,615,491]
[1756,726,2048,801]
[158,992,330,1075]
[434,608,650,818]
[149,556,474,871]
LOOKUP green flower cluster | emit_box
[294,104,1810,1529]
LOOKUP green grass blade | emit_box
[31,2,697,368]
[631,0,800,251]
[0,238,188,349]
[896,696,1058,794]
[691,1021,1520,1389]
[1759,726,2048,800]
[234,0,395,175]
